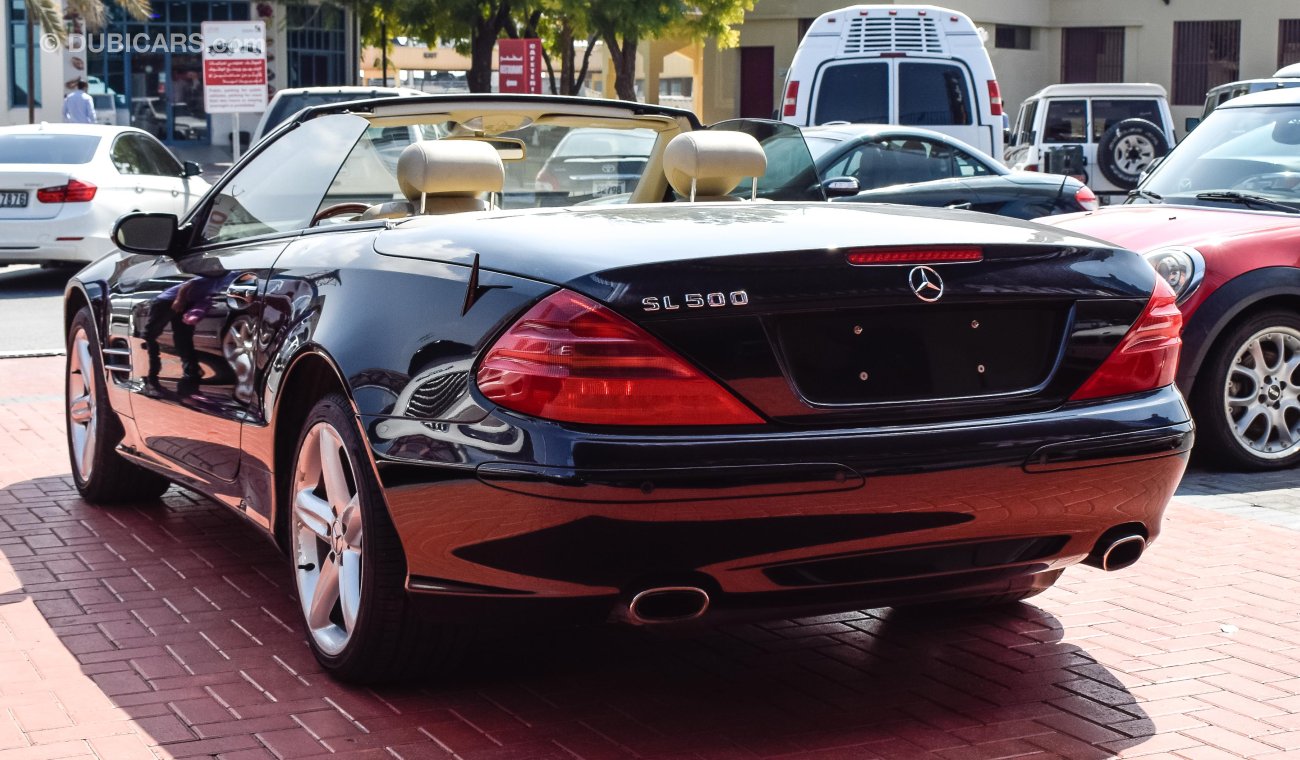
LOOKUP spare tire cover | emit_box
[1097,118,1169,190]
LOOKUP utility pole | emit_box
[381,19,388,85]
[26,13,36,124]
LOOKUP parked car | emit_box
[1041,86,1300,470]
[1191,77,1300,131]
[249,86,426,145]
[0,124,208,266]
[130,97,209,142]
[534,127,657,202]
[64,94,1188,682]
[781,5,1004,159]
[806,123,1098,218]
[1005,83,1176,199]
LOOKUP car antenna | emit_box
[461,253,510,316]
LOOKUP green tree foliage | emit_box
[25,0,152,45]
[589,0,752,101]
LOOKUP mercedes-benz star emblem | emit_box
[908,265,944,303]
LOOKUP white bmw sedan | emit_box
[0,124,209,266]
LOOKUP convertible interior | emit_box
[306,101,790,227]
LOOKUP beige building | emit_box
[689,0,1300,137]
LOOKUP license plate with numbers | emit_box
[0,190,28,208]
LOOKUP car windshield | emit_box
[1137,104,1300,209]
[263,91,401,135]
[803,136,841,161]
[0,134,100,164]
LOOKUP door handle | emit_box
[225,273,260,307]
[945,201,972,210]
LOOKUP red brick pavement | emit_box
[5,356,1300,759]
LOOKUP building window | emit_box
[797,17,816,45]
[1061,27,1124,83]
[995,25,1031,50]
[286,5,347,88]
[1172,20,1239,106]
[1280,20,1300,69]
[7,0,41,109]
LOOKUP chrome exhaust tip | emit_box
[627,586,710,624]
[1091,534,1146,572]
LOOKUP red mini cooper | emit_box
[1043,87,1300,470]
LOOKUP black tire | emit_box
[1191,310,1300,471]
[288,393,465,683]
[65,307,170,503]
[1097,118,1169,190]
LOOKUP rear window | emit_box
[814,63,888,124]
[1043,99,1087,143]
[898,63,972,125]
[0,134,100,164]
[1012,100,1038,146]
[554,130,655,157]
[1090,99,1164,140]
[263,91,401,135]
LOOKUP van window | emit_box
[1012,100,1038,146]
[898,63,972,125]
[1090,99,1164,141]
[814,63,888,124]
[1043,100,1088,143]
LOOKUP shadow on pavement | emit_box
[0,265,76,299]
[0,474,1154,758]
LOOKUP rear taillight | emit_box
[1074,184,1099,211]
[987,80,1003,116]
[1070,279,1182,401]
[535,167,559,192]
[36,179,97,203]
[782,81,800,117]
[1024,164,1039,172]
[476,290,763,426]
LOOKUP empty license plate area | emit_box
[774,303,1070,405]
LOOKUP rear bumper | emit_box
[374,386,1191,624]
[0,213,110,264]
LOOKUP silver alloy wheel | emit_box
[292,422,365,656]
[67,327,98,482]
[1224,326,1300,460]
[1113,134,1155,174]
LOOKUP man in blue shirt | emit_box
[62,80,96,124]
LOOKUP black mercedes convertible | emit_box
[64,94,1191,682]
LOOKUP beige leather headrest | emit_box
[397,140,504,201]
[663,131,767,199]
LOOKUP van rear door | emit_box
[896,60,990,156]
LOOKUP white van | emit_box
[1004,83,1175,199]
[779,5,1003,158]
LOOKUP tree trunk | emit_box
[574,34,597,95]
[468,2,512,93]
[556,25,575,95]
[605,34,639,102]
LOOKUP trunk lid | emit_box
[376,203,1157,425]
[0,167,74,220]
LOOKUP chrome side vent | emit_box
[843,16,943,54]
[102,339,132,379]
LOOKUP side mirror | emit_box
[1185,117,1201,132]
[822,176,861,198]
[1003,128,1012,145]
[182,160,202,178]
[113,212,179,255]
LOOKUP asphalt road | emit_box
[0,264,75,355]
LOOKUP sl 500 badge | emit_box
[642,290,749,312]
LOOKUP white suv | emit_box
[1004,83,1176,199]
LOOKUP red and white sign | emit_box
[498,38,542,94]
[201,21,267,113]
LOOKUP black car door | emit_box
[112,113,368,486]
